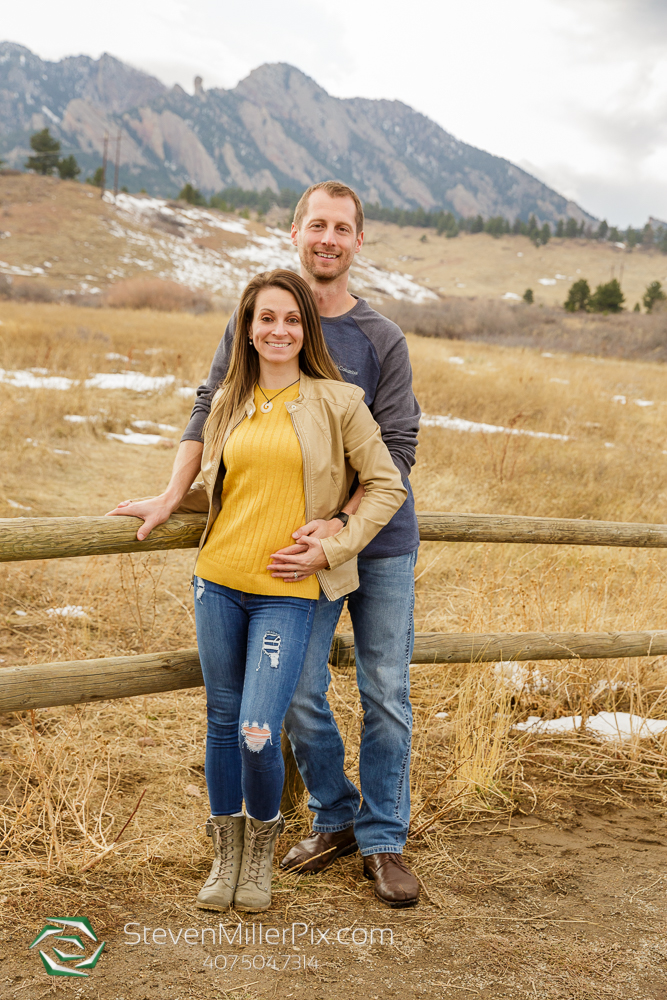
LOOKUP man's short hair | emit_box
[293,181,364,235]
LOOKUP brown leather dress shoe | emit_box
[363,853,419,908]
[279,827,358,874]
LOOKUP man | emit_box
[115,181,421,907]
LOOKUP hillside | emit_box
[0,42,595,225]
[0,173,435,303]
[1,173,664,312]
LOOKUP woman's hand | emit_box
[105,495,175,541]
[268,533,330,581]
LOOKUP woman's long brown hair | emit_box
[204,269,342,454]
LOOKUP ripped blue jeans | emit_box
[194,577,317,821]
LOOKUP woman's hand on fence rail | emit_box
[105,495,177,541]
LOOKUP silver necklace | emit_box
[257,378,300,413]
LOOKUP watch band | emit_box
[332,510,349,526]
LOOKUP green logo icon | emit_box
[29,917,106,977]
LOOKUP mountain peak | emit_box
[0,43,594,225]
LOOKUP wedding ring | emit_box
[293,572,298,580]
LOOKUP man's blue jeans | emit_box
[284,550,417,855]
[194,577,317,822]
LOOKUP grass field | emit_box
[1,303,667,999]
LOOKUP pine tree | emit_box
[595,220,609,241]
[565,217,578,238]
[86,166,104,187]
[540,222,551,245]
[642,223,655,246]
[564,279,591,312]
[25,128,61,175]
[556,219,564,238]
[470,214,484,234]
[642,281,666,312]
[57,155,80,180]
[178,183,206,206]
[589,279,625,313]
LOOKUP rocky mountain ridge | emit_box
[0,42,595,225]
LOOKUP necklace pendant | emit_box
[260,400,273,413]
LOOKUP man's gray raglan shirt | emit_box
[181,296,421,559]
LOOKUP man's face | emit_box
[292,191,363,282]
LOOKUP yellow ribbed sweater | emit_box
[195,384,320,598]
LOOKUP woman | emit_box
[107,269,406,912]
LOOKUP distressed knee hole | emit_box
[242,720,272,753]
[195,578,205,603]
[257,630,281,670]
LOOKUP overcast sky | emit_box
[5,0,667,226]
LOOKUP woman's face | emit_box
[250,287,304,366]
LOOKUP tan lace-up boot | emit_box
[196,814,245,910]
[233,814,285,912]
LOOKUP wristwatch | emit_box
[332,511,349,526]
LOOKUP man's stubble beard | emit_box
[299,243,356,283]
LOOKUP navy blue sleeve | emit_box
[370,336,421,481]
[180,312,237,443]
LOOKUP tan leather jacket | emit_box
[178,373,407,600]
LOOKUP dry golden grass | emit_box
[363,222,667,308]
[104,277,212,313]
[1,304,667,951]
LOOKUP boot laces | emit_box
[211,823,236,879]
[243,824,275,882]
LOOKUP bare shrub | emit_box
[381,297,667,362]
[104,277,212,313]
[0,277,58,302]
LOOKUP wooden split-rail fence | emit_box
[3,510,667,808]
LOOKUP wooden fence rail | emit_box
[5,510,667,564]
[4,630,667,714]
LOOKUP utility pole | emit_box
[113,129,121,199]
[100,131,108,198]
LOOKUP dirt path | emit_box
[2,800,666,1000]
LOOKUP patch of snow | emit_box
[0,369,72,390]
[538,278,557,286]
[6,499,32,510]
[107,429,172,446]
[177,386,197,397]
[515,711,667,742]
[517,252,523,257]
[86,372,176,392]
[612,395,626,404]
[0,260,45,277]
[605,442,615,449]
[542,352,555,358]
[64,414,89,423]
[46,605,87,618]
[53,449,71,455]
[614,242,626,250]
[502,292,521,300]
[555,274,567,280]
[132,419,178,433]
[456,282,466,288]
[550,378,569,384]
[634,399,654,407]
[14,609,27,617]
[495,662,551,694]
[435,712,449,719]
[448,357,465,365]
[421,413,570,442]
[106,353,130,362]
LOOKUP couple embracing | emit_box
[108,181,421,912]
